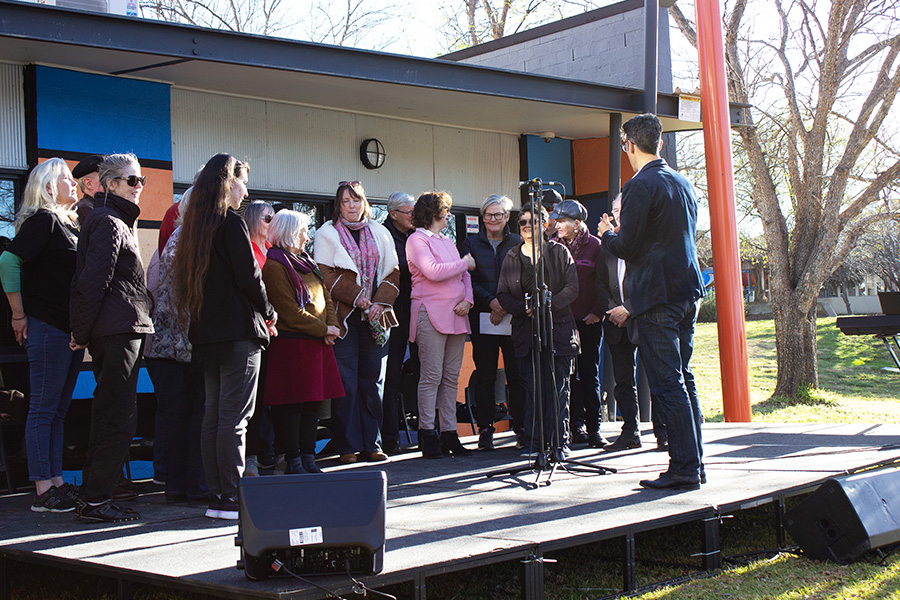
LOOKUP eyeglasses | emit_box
[484,212,506,222]
[621,139,632,153]
[339,181,361,187]
[518,218,533,227]
[114,175,146,187]
[392,209,413,216]
[261,214,273,223]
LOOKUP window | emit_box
[0,179,17,241]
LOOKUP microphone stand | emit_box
[487,179,615,487]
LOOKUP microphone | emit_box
[518,179,564,188]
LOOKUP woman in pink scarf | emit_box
[313,182,400,464]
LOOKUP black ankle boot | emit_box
[300,454,322,473]
[440,431,472,457]
[286,455,304,474]
[419,429,443,459]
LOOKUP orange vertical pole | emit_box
[694,0,752,421]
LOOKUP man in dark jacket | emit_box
[460,195,526,450]
[72,154,105,226]
[381,192,415,454]
[599,114,705,491]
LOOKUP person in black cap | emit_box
[72,154,105,226]
[552,199,607,448]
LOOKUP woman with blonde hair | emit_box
[0,158,83,513]
[173,153,276,520]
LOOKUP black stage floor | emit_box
[2,423,900,599]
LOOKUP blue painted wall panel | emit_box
[35,66,171,161]
[525,136,573,196]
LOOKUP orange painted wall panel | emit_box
[572,138,636,196]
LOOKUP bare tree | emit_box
[857,220,900,291]
[672,0,900,397]
[439,0,605,51]
[140,0,401,49]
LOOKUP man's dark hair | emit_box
[622,113,663,155]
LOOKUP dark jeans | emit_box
[147,358,207,498]
[81,333,143,503]
[636,299,703,478]
[271,402,322,458]
[608,335,641,438]
[470,330,526,431]
[570,321,603,432]
[332,316,387,454]
[382,306,411,444]
[23,317,84,481]
[201,340,261,499]
[518,351,574,450]
[246,350,275,463]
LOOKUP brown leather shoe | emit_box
[339,453,358,464]
[358,451,388,462]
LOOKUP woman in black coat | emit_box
[496,205,580,457]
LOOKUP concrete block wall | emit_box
[459,6,673,93]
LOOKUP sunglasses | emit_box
[518,218,533,227]
[114,175,146,187]
[261,214,273,223]
[339,181,361,187]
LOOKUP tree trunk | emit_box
[772,294,818,396]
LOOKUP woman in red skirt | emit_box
[261,210,344,474]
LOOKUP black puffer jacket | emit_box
[460,225,521,335]
[384,216,412,321]
[496,240,580,358]
[70,192,153,345]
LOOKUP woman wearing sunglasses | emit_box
[69,153,154,523]
[0,159,83,513]
[241,200,277,477]
[313,181,399,464]
[173,153,276,520]
[496,205,580,459]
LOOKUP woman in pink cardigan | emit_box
[407,192,476,458]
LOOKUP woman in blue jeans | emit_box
[0,158,84,512]
[314,182,400,464]
[173,154,276,521]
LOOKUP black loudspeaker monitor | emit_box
[236,471,387,580]
[784,468,900,564]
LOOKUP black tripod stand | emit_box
[487,179,615,488]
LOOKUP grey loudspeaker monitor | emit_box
[784,468,900,564]
[236,471,387,580]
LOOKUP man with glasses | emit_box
[598,113,705,491]
[460,195,526,451]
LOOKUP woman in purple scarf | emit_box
[262,210,344,474]
[313,182,400,464]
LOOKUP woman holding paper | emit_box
[458,194,526,451]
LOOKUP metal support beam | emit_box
[701,516,722,571]
[414,571,427,600]
[643,0,659,114]
[1,555,9,600]
[117,578,136,600]
[695,0,753,422]
[521,552,545,600]
[623,531,636,592]
[775,497,787,549]
[608,112,623,210]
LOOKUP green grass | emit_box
[9,317,900,599]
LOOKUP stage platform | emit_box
[2,422,900,599]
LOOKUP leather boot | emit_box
[300,454,323,473]
[440,431,472,457]
[420,429,443,459]
[286,455,304,474]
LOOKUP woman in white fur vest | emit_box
[314,181,400,464]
